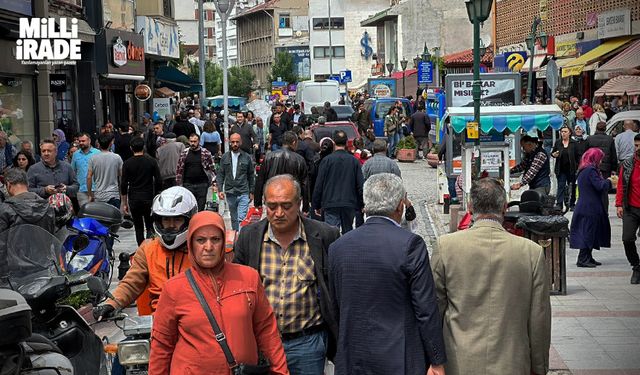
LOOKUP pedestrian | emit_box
[291,104,306,128]
[362,139,402,181]
[175,133,216,212]
[562,102,575,128]
[328,173,446,375]
[615,120,638,163]
[114,121,134,162]
[409,104,431,158]
[571,148,616,267]
[140,113,153,135]
[268,113,287,151]
[552,126,579,210]
[52,129,70,162]
[93,187,197,318]
[188,109,205,136]
[86,133,122,208]
[586,121,617,178]
[234,174,340,374]
[0,168,55,234]
[149,210,289,375]
[351,101,370,136]
[432,178,551,375]
[121,137,162,245]
[254,131,309,214]
[615,133,640,284]
[589,104,608,136]
[217,133,255,231]
[292,125,315,167]
[581,98,593,120]
[157,132,185,190]
[27,139,79,199]
[510,135,551,195]
[19,140,40,162]
[253,117,268,159]
[270,102,292,130]
[313,130,364,234]
[12,150,35,172]
[199,120,221,158]
[71,132,100,208]
[172,111,197,139]
[309,137,334,220]
[302,129,320,155]
[230,112,259,155]
[574,108,588,134]
[384,106,401,158]
[146,122,164,158]
[323,101,338,122]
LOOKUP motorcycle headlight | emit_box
[66,254,93,271]
[118,340,150,365]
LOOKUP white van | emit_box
[295,79,341,115]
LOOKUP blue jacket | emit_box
[570,166,612,250]
[328,217,447,375]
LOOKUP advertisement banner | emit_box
[598,9,631,39]
[555,41,577,58]
[368,78,397,98]
[153,98,171,119]
[276,46,311,79]
[136,16,180,58]
[446,73,520,107]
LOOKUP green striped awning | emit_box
[447,105,565,134]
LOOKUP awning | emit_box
[155,87,175,97]
[521,55,546,72]
[595,39,640,80]
[446,105,564,134]
[102,73,145,81]
[594,75,640,97]
[155,66,203,92]
[561,37,634,78]
[361,8,397,27]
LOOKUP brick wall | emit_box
[496,0,640,47]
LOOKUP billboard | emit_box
[368,78,397,98]
[445,73,521,107]
[276,46,311,80]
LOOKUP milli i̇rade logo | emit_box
[16,18,81,65]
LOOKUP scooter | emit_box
[0,224,109,375]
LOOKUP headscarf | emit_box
[578,147,604,173]
[52,129,66,146]
[187,211,227,277]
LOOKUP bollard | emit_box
[449,204,461,233]
[443,194,451,214]
[118,252,131,280]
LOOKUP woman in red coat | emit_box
[149,211,289,374]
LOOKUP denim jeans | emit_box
[271,144,282,151]
[282,330,327,375]
[226,193,250,231]
[324,207,356,234]
[556,172,574,209]
[387,132,401,158]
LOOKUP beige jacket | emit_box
[431,220,551,375]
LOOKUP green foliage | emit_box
[268,51,299,87]
[228,66,255,97]
[188,61,254,98]
[396,135,418,150]
[58,290,93,309]
[189,60,222,97]
[168,43,187,68]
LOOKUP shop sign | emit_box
[49,74,67,92]
[113,37,127,67]
[153,98,171,118]
[598,9,631,39]
[555,41,577,58]
[135,17,179,58]
[367,78,397,98]
[16,17,81,65]
[134,84,152,101]
[504,51,527,72]
[539,0,548,21]
[101,29,145,76]
[446,73,520,107]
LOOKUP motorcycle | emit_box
[0,224,108,375]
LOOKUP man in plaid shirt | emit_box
[234,174,340,375]
[510,135,551,195]
[175,133,216,211]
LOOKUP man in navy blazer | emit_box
[328,173,446,375]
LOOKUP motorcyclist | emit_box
[93,186,197,320]
[0,168,55,234]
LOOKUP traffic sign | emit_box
[339,70,352,84]
[418,61,433,84]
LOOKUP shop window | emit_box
[0,76,35,149]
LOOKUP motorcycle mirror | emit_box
[121,219,134,230]
[86,276,107,295]
[72,234,90,252]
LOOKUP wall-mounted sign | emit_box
[49,74,67,92]
[555,41,577,58]
[135,16,179,58]
[445,73,521,108]
[368,78,397,98]
[134,84,152,101]
[96,29,145,76]
[504,52,527,72]
[418,61,433,84]
[113,37,127,67]
[598,8,631,39]
[275,46,311,80]
[153,98,171,118]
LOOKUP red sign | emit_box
[113,37,127,67]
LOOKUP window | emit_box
[312,17,344,30]
[207,10,214,21]
[279,13,291,28]
[0,76,36,153]
[163,0,172,17]
[207,28,213,38]
[313,46,345,58]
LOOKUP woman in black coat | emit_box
[552,125,579,210]
[570,125,588,209]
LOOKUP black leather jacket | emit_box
[586,131,618,176]
[254,147,309,211]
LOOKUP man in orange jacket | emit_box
[93,186,198,319]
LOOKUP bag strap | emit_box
[185,269,238,369]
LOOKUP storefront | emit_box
[95,28,145,128]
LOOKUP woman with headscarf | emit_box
[149,211,288,375]
[52,129,70,161]
[570,148,616,267]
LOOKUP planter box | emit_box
[397,148,416,162]
[426,153,439,168]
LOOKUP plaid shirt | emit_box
[260,220,322,334]
[175,146,216,186]
[511,150,547,186]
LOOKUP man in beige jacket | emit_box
[432,178,551,375]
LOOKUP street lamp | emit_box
[400,57,408,97]
[413,55,420,69]
[525,17,547,104]
[466,0,492,175]
[422,43,431,63]
[386,62,395,76]
[479,38,487,57]
[213,0,236,153]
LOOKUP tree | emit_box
[228,66,255,97]
[268,51,299,88]
[188,60,222,97]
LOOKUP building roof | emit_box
[443,46,494,67]
[361,7,398,27]
[232,0,278,20]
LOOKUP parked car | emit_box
[309,121,359,152]
[606,110,640,137]
[363,97,414,137]
[295,79,341,114]
[332,105,355,121]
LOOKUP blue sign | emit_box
[339,70,352,84]
[328,75,340,82]
[272,81,288,87]
[418,61,433,84]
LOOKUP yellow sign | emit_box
[562,64,585,78]
[539,0,548,20]
[466,121,479,139]
[555,41,577,58]
[506,53,526,72]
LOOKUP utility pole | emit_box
[328,0,333,77]
[198,0,206,103]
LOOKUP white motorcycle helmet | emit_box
[151,186,198,250]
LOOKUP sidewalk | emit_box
[427,195,640,374]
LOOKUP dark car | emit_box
[332,105,355,121]
[309,121,359,152]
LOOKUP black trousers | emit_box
[622,206,640,267]
[184,182,209,212]
[129,199,153,246]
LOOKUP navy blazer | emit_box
[328,217,446,375]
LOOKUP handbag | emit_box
[185,269,271,375]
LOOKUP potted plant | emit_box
[396,135,418,162]
[426,143,440,168]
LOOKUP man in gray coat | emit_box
[432,178,551,375]
[362,139,401,181]
[217,133,255,231]
[1,168,55,233]
[27,139,79,199]
[156,132,184,190]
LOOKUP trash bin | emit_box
[516,216,569,295]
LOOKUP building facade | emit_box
[175,0,216,61]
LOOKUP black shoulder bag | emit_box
[185,269,270,375]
